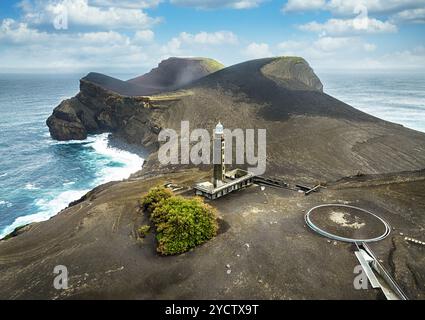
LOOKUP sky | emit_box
[0,0,424,74]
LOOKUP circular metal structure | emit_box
[305,204,391,243]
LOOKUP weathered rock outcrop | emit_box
[47,78,123,140]
[46,57,224,141]
[46,97,88,140]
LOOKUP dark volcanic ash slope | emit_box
[81,72,156,97]
[46,56,425,181]
[144,57,425,181]
[82,57,224,97]
[0,169,424,299]
[128,57,225,91]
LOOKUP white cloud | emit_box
[313,36,351,51]
[282,0,425,15]
[134,29,155,42]
[0,1,422,73]
[170,0,266,9]
[161,37,183,55]
[161,30,238,55]
[277,40,314,58]
[179,31,238,45]
[277,36,379,67]
[0,18,131,45]
[391,8,425,24]
[275,38,425,71]
[0,18,50,44]
[79,30,130,44]
[326,0,425,16]
[0,18,158,72]
[363,43,376,52]
[21,0,160,30]
[336,46,425,70]
[89,0,161,9]
[279,37,351,56]
[163,31,238,54]
[244,42,273,59]
[299,17,397,35]
[283,0,326,12]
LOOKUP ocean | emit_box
[0,73,144,238]
[319,72,425,133]
[0,72,424,238]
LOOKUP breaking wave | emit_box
[0,133,144,239]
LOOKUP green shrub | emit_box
[141,185,173,213]
[137,225,151,238]
[151,196,218,255]
[141,186,219,255]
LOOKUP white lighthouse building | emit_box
[213,122,226,187]
[194,122,255,200]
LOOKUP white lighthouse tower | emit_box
[213,122,226,187]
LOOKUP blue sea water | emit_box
[0,74,144,238]
[0,72,424,238]
[319,72,425,133]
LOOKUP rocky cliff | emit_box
[46,57,224,142]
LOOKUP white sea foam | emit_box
[0,173,8,178]
[35,189,90,217]
[48,137,96,145]
[24,183,39,190]
[0,133,144,239]
[0,200,12,208]
[0,189,89,239]
[88,133,144,183]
